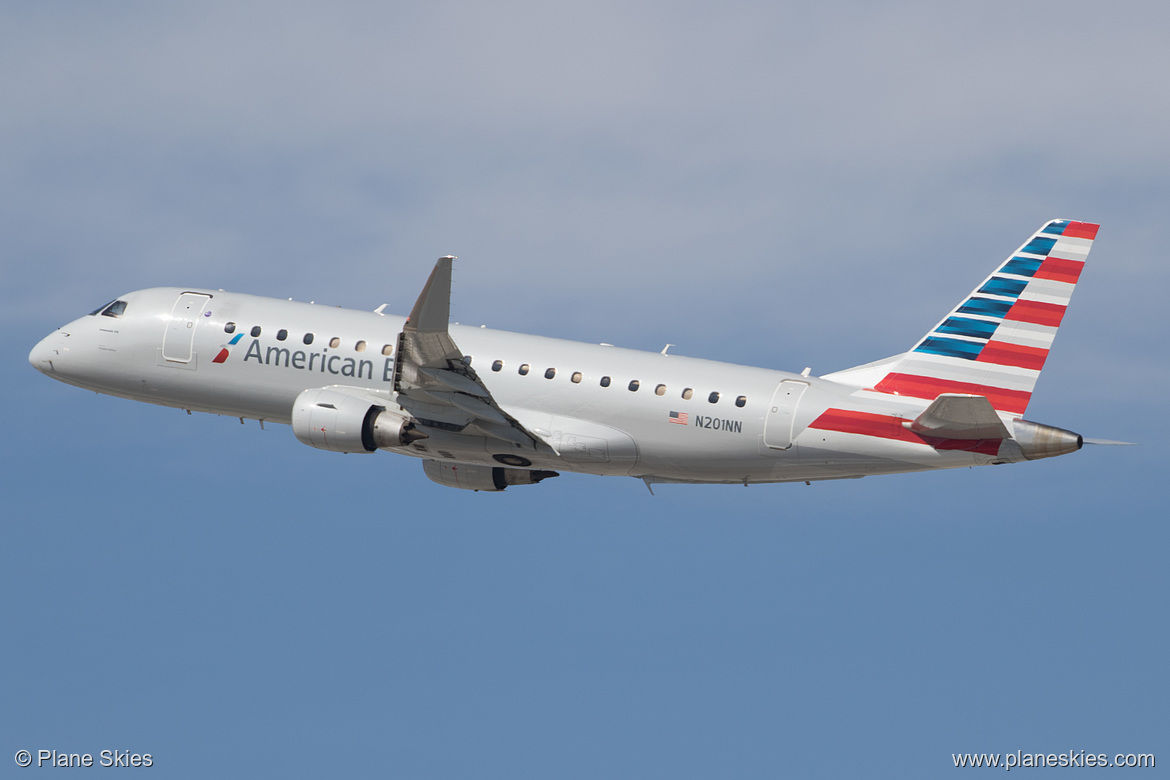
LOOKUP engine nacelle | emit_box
[422,459,558,491]
[292,387,426,453]
[1011,419,1083,460]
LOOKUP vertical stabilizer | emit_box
[824,219,1098,415]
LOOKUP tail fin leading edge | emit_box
[827,219,1099,415]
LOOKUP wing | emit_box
[392,257,545,450]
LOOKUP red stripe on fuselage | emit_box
[872,373,1031,415]
[808,408,1002,455]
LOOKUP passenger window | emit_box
[736,395,747,408]
[628,380,640,392]
[571,372,582,384]
[224,322,236,334]
[655,384,666,396]
[355,340,367,352]
[708,391,721,404]
[251,326,262,337]
[519,364,530,376]
[492,360,504,372]
[329,337,341,348]
[600,376,611,387]
[682,388,694,400]
[277,329,288,341]
[545,368,556,379]
[382,344,394,356]
[303,333,314,345]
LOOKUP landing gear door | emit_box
[763,380,808,450]
[162,292,212,363]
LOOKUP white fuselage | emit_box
[29,286,1018,485]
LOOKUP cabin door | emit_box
[162,292,212,363]
[762,380,808,450]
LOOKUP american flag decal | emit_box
[669,411,688,425]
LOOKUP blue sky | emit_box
[3,2,1167,777]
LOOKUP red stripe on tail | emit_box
[1003,299,1066,327]
[1062,221,1099,240]
[976,341,1049,371]
[873,373,1031,415]
[1034,256,1084,284]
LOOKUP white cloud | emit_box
[3,0,1167,380]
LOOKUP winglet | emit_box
[392,256,547,452]
[406,256,456,333]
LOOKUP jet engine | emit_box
[422,459,558,491]
[292,387,427,453]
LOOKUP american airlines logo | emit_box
[212,333,244,363]
[213,337,394,382]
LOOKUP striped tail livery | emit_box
[829,219,1098,416]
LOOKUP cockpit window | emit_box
[90,300,127,318]
[89,300,128,317]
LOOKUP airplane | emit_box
[29,219,1099,491]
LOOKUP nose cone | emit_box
[29,331,62,374]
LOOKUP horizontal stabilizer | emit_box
[904,394,1009,440]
